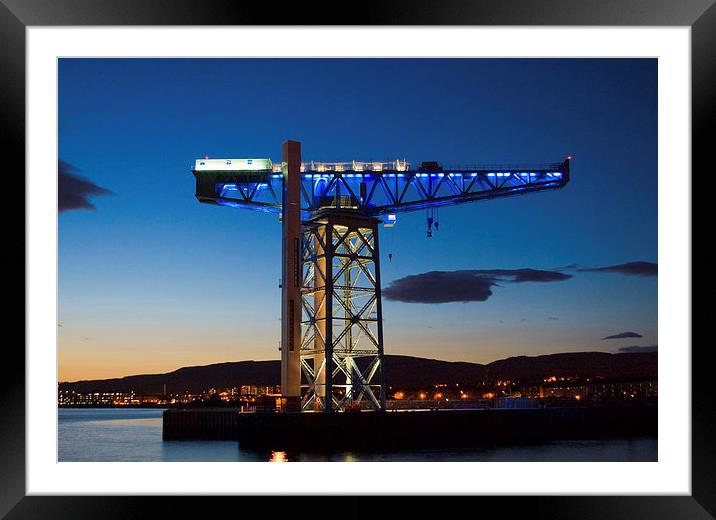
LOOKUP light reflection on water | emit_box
[59,408,657,462]
[269,451,288,462]
[105,417,163,427]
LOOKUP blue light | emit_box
[217,200,241,208]
[315,178,328,196]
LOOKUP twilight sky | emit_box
[58,58,657,382]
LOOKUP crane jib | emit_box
[193,161,570,218]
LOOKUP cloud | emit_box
[547,316,560,321]
[383,268,571,304]
[602,331,643,340]
[481,268,573,283]
[383,271,494,303]
[59,160,113,212]
[617,345,657,353]
[578,261,657,277]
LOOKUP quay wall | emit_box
[163,405,657,450]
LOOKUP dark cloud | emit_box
[602,331,643,340]
[383,271,494,303]
[59,160,113,212]
[383,268,571,304]
[617,345,657,353]
[578,261,657,277]
[479,268,572,283]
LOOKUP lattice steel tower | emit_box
[192,140,570,412]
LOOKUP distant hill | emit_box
[59,351,656,394]
[59,360,278,395]
[482,351,657,382]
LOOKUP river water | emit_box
[58,408,657,462]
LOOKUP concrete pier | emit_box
[163,405,656,451]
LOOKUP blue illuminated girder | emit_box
[204,161,570,217]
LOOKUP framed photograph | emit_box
[7,0,707,517]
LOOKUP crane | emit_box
[192,141,571,413]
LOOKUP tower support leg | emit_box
[280,141,302,412]
[300,212,386,412]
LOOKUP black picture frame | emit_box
[5,0,707,517]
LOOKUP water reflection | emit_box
[265,451,365,462]
[58,409,657,462]
[269,451,289,462]
[107,418,162,427]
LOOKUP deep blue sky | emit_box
[58,58,657,381]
